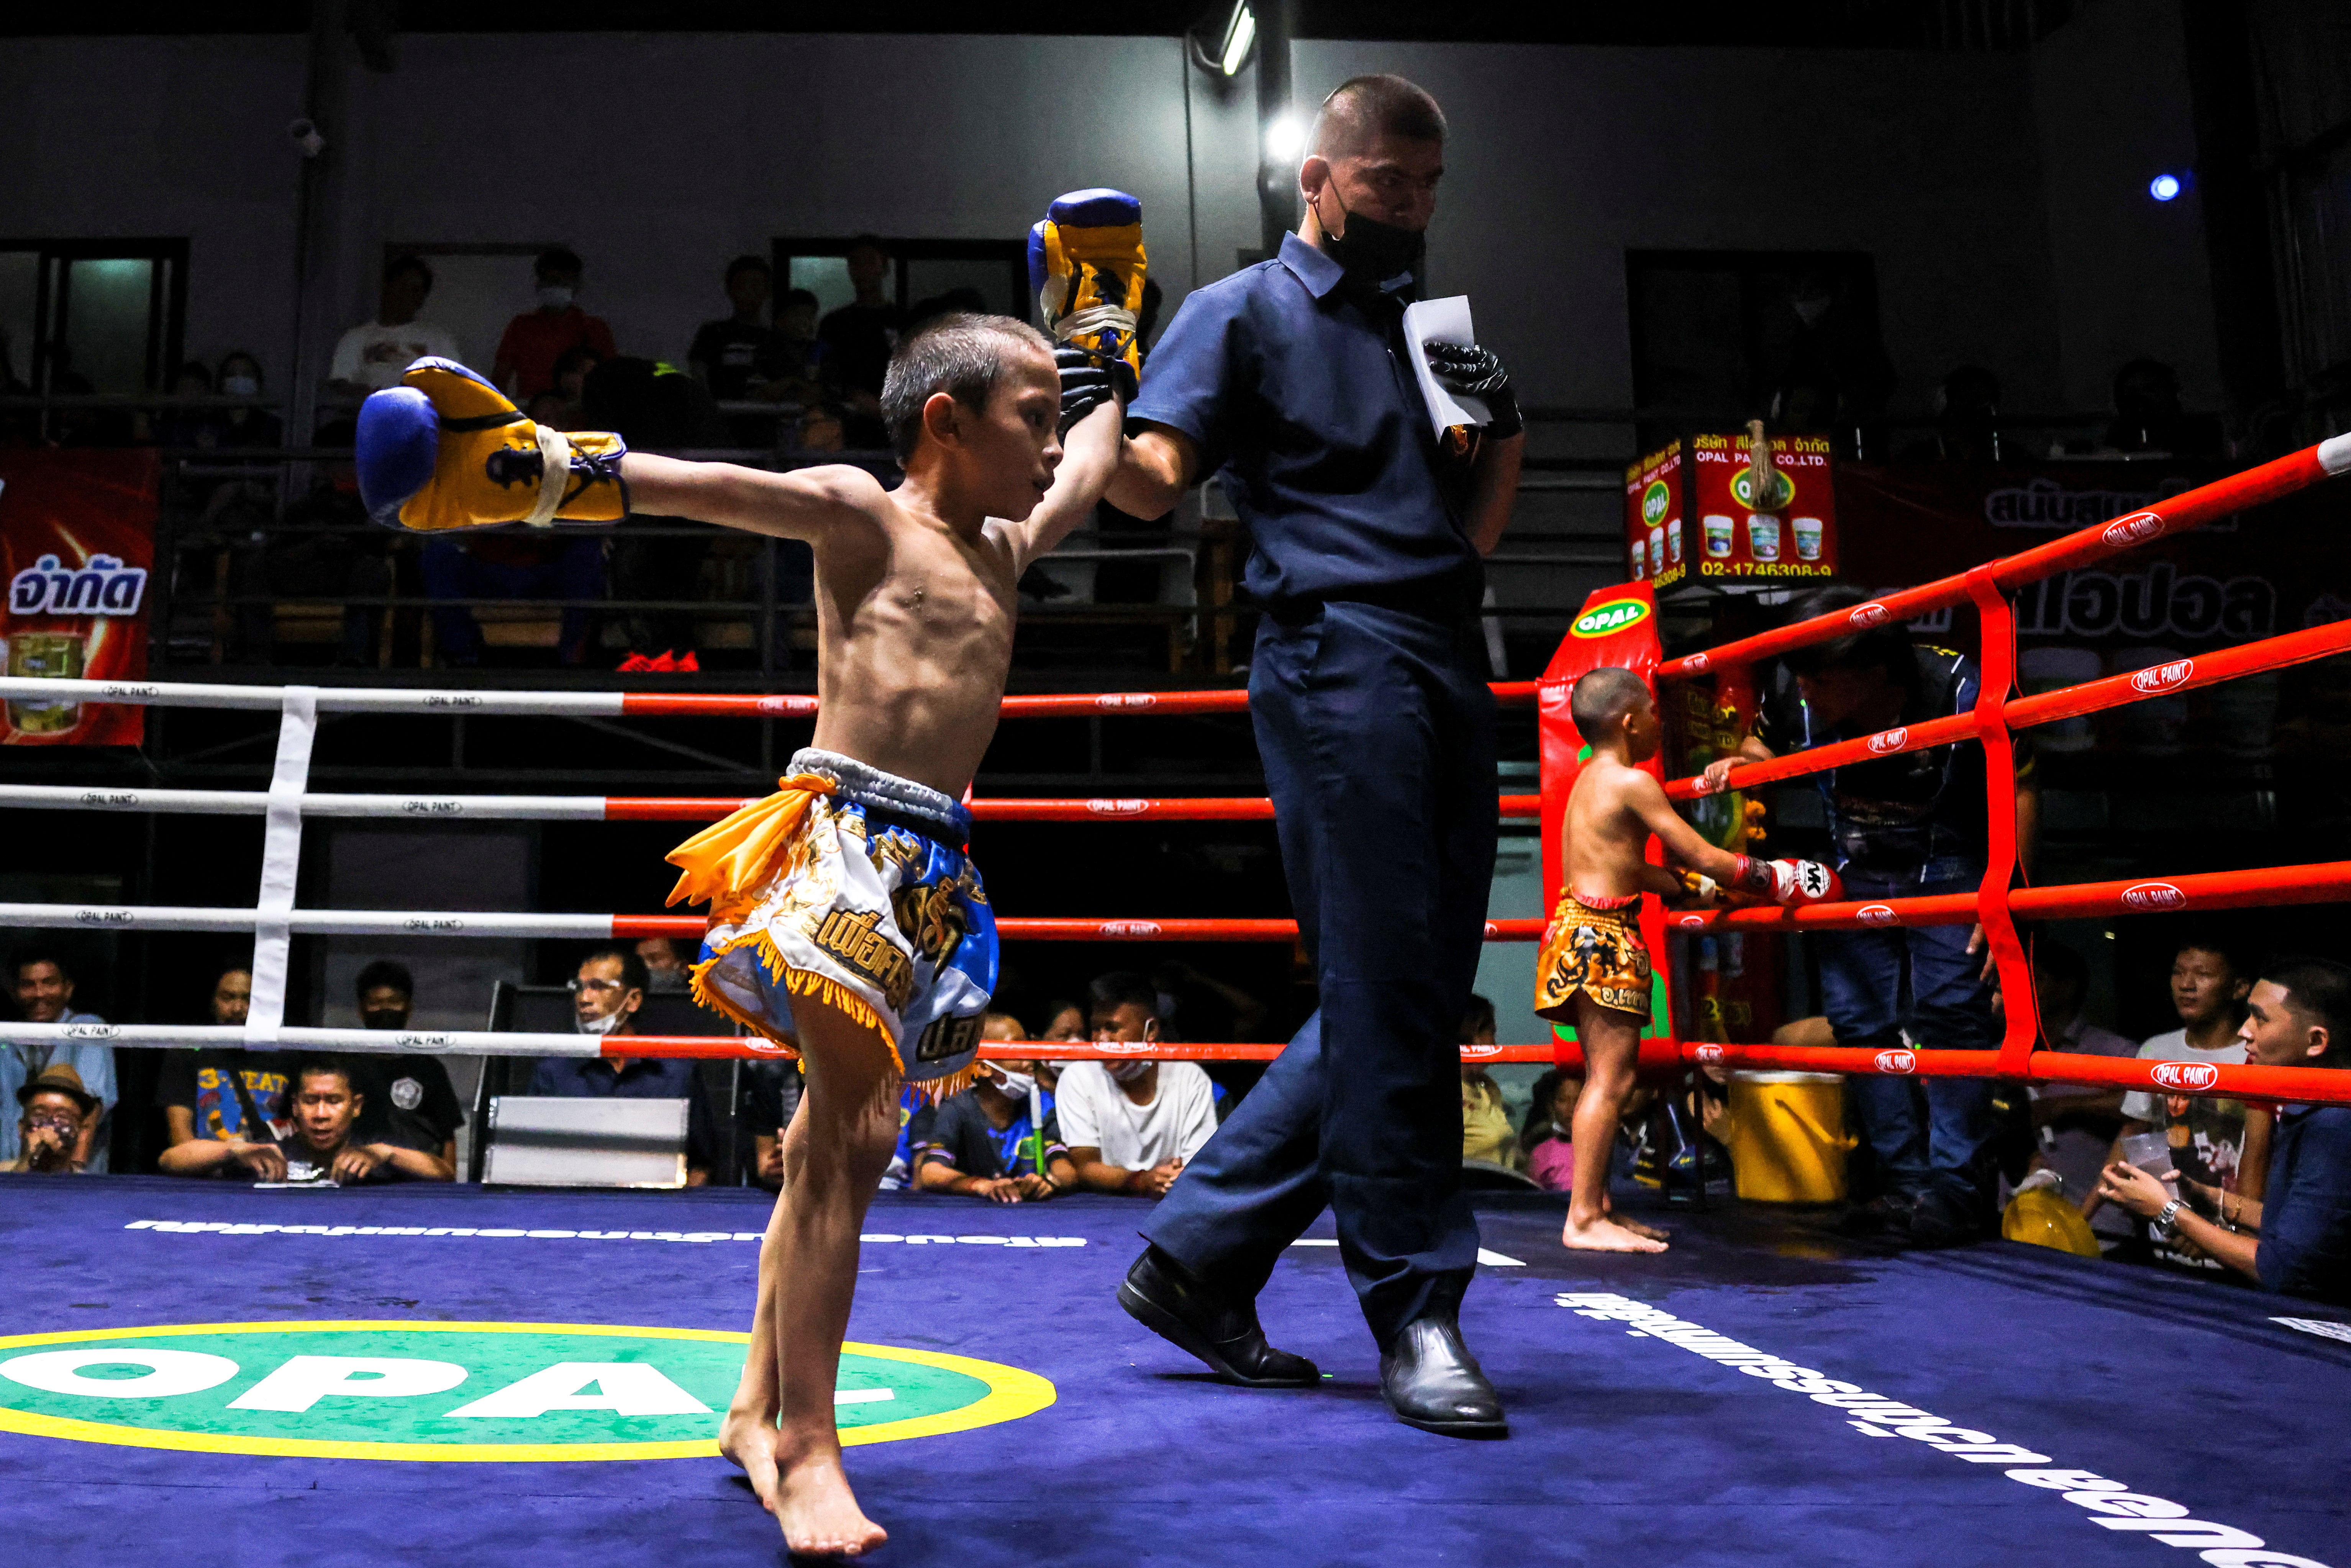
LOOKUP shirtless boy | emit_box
[354,192,1148,1557]
[1536,667,1838,1253]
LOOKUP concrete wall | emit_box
[0,31,2120,422]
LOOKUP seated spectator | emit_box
[744,1057,805,1191]
[1057,973,1218,1196]
[273,1057,452,1184]
[1897,364,2002,464]
[5,948,116,1172]
[550,344,604,426]
[1458,994,1520,1170]
[527,945,713,1184]
[326,253,460,400]
[2097,957,2351,1305]
[148,360,221,448]
[1039,999,1086,1045]
[157,965,288,1178]
[2085,935,2253,1265]
[214,352,283,449]
[914,1014,1076,1202]
[637,937,693,993]
[6,1065,103,1174]
[2098,357,2223,459]
[492,246,617,401]
[2020,942,2137,1227]
[1521,1068,1582,1193]
[346,960,465,1171]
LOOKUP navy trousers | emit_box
[1143,601,1497,1347]
[1815,864,1999,1202]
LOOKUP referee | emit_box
[1106,74,1523,1437]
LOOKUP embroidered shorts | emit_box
[1533,891,1653,1022]
[666,749,997,1095]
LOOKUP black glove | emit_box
[1423,340,1522,439]
[1054,345,1135,436]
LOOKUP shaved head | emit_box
[1311,74,1447,160]
[1571,667,1652,742]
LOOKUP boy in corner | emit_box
[356,192,1148,1557]
[1537,667,1838,1253]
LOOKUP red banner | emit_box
[1625,433,1840,588]
[0,450,157,746]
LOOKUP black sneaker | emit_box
[1839,1191,1921,1238]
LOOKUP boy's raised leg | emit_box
[1562,995,1670,1253]
[762,1006,903,1557]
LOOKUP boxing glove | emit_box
[356,357,628,532]
[1029,188,1146,403]
[1732,855,1844,907]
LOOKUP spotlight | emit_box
[2148,171,2185,203]
[1190,2,1257,78]
[1265,113,1303,163]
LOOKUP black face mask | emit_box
[362,1008,408,1031]
[1318,192,1425,287]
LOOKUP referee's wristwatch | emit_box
[2151,1198,2185,1239]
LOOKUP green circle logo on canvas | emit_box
[0,1322,1053,1461]
[1571,598,1651,639]
[1640,479,1670,525]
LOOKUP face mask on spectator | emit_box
[537,284,575,310]
[575,1005,628,1036]
[1107,1060,1153,1084]
[362,1008,406,1030]
[990,1068,1036,1103]
[221,374,260,396]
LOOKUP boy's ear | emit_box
[920,390,961,448]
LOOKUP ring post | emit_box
[1965,567,2037,1075]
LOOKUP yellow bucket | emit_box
[1726,1070,1853,1203]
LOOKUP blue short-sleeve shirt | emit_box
[1130,233,1477,607]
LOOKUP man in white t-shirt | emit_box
[327,255,461,398]
[1059,973,1218,1196]
[2084,936,2253,1260]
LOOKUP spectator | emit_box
[213,352,283,449]
[1039,1000,1086,1044]
[744,1057,805,1190]
[491,246,617,401]
[1057,973,1218,1196]
[1900,365,2002,464]
[2084,936,2255,1264]
[5,949,116,1172]
[2097,957,2351,1305]
[816,235,902,448]
[156,965,292,1178]
[551,344,604,424]
[6,1065,102,1174]
[2099,357,2223,459]
[690,255,797,445]
[148,360,222,448]
[344,960,465,1171]
[774,287,830,402]
[271,1057,453,1184]
[326,254,460,400]
[527,945,714,1184]
[2021,942,2138,1230]
[1521,1068,1582,1193]
[1458,994,1520,1170]
[1705,584,2040,1246]
[914,1014,1076,1202]
[637,937,693,994]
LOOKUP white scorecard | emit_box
[1402,295,1490,437]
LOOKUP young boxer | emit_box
[1537,667,1838,1253]
[355,192,1147,1558]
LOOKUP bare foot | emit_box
[1562,1214,1671,1253]
[774,1450,887,1558]
[1604,1212,1672,1244]
[718,1407,780,1513]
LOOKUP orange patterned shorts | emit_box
[1533,891,1652,1022]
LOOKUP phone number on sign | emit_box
[1698,562,1836,578]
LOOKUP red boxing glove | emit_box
[1732,855,1843,907]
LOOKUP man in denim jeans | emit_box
[1708,584,2038,1245]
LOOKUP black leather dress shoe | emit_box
[1118,1246,1321,1387]
[1380,1315,1507,1437]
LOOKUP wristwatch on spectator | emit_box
[2151,1198,2185,1239]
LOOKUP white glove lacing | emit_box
[525,423,573,528]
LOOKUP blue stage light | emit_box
[2149,172,2183,203]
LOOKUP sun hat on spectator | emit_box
[17,1064,99,1117]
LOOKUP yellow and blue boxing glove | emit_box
[356,357,628,532]
[1029,189,1146,420]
